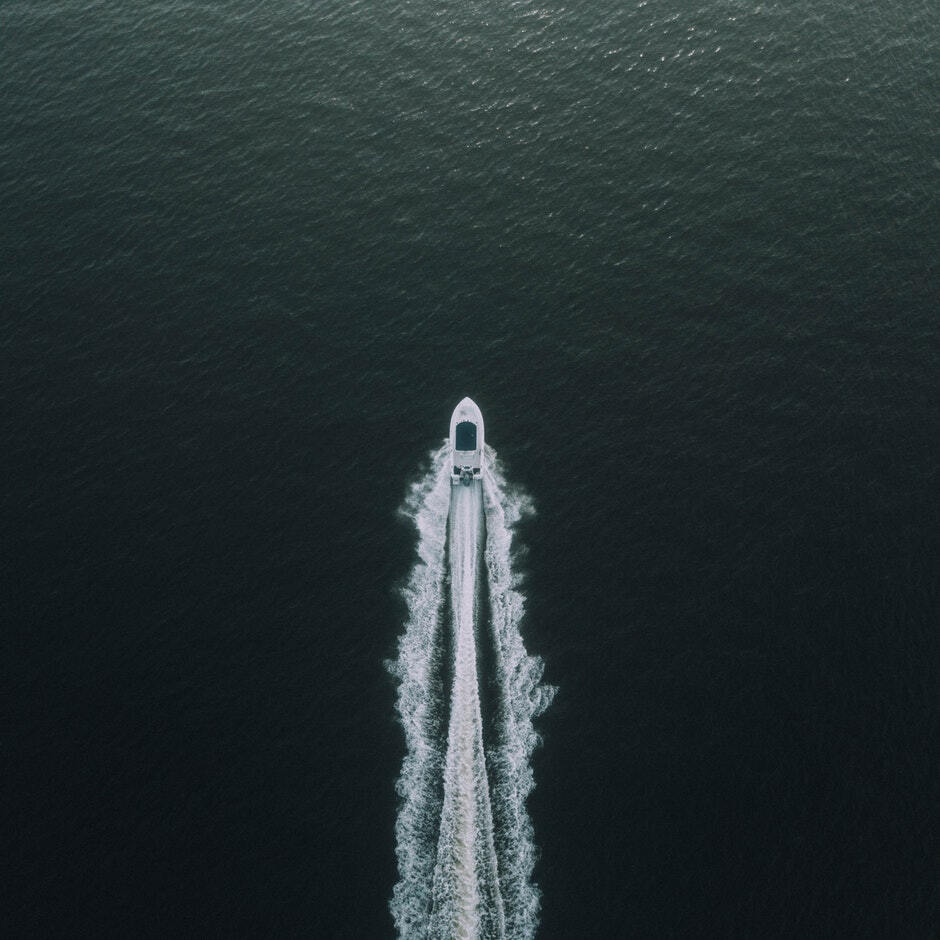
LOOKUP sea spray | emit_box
[389,445,452,937]
[390,442,555,939]
[481,446,555,939]
[428,481,505,939]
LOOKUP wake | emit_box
[390,443,555,939]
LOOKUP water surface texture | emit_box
[3,0,937,936]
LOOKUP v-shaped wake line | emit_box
[428,479,504,940]
[390,443,555,940]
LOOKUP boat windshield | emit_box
[455,421,477,451]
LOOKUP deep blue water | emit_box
[3,0,938,936]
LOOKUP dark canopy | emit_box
[455,421,477,451]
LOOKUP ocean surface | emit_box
[3,0,938,936]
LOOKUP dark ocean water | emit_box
[3,0,938,936]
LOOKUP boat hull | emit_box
[449,398,485,485]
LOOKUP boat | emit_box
[449,397,485,485]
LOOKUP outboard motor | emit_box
[460,468,473,486]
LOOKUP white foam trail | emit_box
[428,480,505,940]
[481,446,555,940]
[390,442,554,939]
[389,444,452,937]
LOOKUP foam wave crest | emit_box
[481,445,555,939]
[389,444,453,936]
[390,442,554,939]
